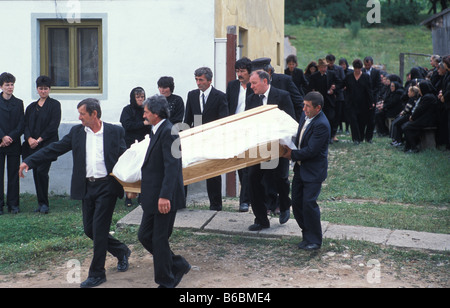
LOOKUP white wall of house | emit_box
[0,0,219,123]
[0,0,228,195]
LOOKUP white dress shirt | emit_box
[85,122,108,178]
[235,83,247,114]
[199,86,213,113]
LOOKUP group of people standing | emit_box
[2,51,448,288]
[286,54,450,152]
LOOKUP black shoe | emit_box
[40,204,49,214]
[124,198,133,207]
[173,264,191,288]
[248,223,269,231]
[297,241,308,249]
[300,243,321,251]
[239,203,249,212]
[279,210,290,224]
[210,206,222,211]
[117,248,131,272]
[10,207,19,214]
[80,276,106,288]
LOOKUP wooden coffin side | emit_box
[182,142,287,185]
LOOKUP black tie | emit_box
[150,129,154,138]
[259,94,265,105]
[202,93,206,111]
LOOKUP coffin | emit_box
[114,104,299,192]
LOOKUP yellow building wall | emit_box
[215,0,285,73]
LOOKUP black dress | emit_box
[344,73,374,143]
[23,97,61,211]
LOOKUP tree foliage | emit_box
[285,0,443,27]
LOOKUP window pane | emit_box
[48,28,69,87]
[78,28,99,87]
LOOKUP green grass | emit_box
[285,25,433,79]
[0,194,136,273]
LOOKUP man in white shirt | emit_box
[184,67,228,211]
[226,58,253,212]
[19,98,131,288]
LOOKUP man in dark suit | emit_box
[184,67,228,211]
[309,59,342,143]
[246,70,296,231]
[137,95,190,288]
[252,57,304,122]
[282,91,330,251]
[363,56,382,142]
[19,98,131,288]
[0,72,24,215]
[226,57,253,212]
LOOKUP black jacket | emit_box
[184,87,228,127]
[245,86,296,121]
[22,97,61,159]
[140,120,185,214]
[120,103,151,148]
[24,123,127,200]
[0,94,24,155]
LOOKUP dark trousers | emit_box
[350,109,374,142]
[32,161,51,207]
[82,180,128,278]
[206,175,222,210]
[138,210,190,288]
[237,167,250,205]
[249,158,291,227]
[391,115,409,142]
[291,173,323,246]
[0,153,20,210]
[323,104,337,139]
[402,121,425,150]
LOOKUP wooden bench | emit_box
[419,127,437,150]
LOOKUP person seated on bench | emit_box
[401,80,438,153]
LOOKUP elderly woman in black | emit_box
[23,75,61,214]
[120,87,151,207]
[402,80,438,153]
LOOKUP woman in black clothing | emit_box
[375,81,404,136]
[304,61,318,93]
[344,59,374,144]
[284,54,308,96]
[402,80,438,153]
[157,76,185,125]
[23,76,61,214]
[338,58,353,133]
[0,72,24,215]
[120,87,151,207]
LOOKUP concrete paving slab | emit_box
[116,207,450,252]
[116,206,143,228]
[175,208,217,230]
[323,224,391,244]
[203,211,256,236]
[386,229,450,251]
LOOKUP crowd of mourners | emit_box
[285,54,450,153]
[1,53,450,215]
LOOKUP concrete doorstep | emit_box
[117,206,450,252]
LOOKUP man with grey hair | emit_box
[135,94,190,288]
[19,98,131,287]
[184,67,228,211]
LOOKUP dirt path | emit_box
[0,242,446,288]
